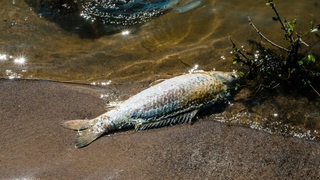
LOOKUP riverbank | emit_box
[0,79,319,179]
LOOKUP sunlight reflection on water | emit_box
[0,53,8,61]
[13,56,27,65]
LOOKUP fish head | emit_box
[210,71,239,88]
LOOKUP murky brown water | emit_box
[1,0,318,83]
[0,0,319,148]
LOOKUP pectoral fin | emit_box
[135,110,198,130]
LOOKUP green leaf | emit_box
[302,79,311,86]
[299,54,316,65]
[266,1,274,7]
[311,28,318,33]
[286,19,296,34]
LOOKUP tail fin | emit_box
[62,119,104,148]
[61,119,96,131]
[75,127,104,148]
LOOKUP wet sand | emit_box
[0,79,319,179]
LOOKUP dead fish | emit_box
[62,71,238,148]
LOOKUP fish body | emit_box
[63,71,238,148]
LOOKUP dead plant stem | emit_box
[248,16,289,52]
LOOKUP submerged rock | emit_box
[25,0,201,37]
[80,0,179,26]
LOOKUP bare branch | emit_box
[299,38,310,47]
[248,16,290,52]
[309,84,320,97]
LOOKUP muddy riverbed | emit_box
[0,79,319,179]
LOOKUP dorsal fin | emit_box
[135,110,198,130]
[149,79,166,87]
[105,101,123,110]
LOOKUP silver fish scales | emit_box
[62,71,238,148]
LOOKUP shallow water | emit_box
[0,1,319,140]
[1,0,318,83]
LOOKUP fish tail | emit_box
[75,127,104,148]
[62,119,105,148]
[61,119,96,131]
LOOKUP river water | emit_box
[0,0,319,140]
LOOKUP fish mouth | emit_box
[229,73,239,81]
[211,71,239,85]
[217,72,240,92]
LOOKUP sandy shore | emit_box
[0,79,319,179]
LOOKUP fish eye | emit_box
[230,73,238,79]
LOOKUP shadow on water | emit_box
[232,41,320,138]
[243,39,320,100]
[24,0,180,38]
[197,101,229,119]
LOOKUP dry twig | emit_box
[248,16,290,52]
